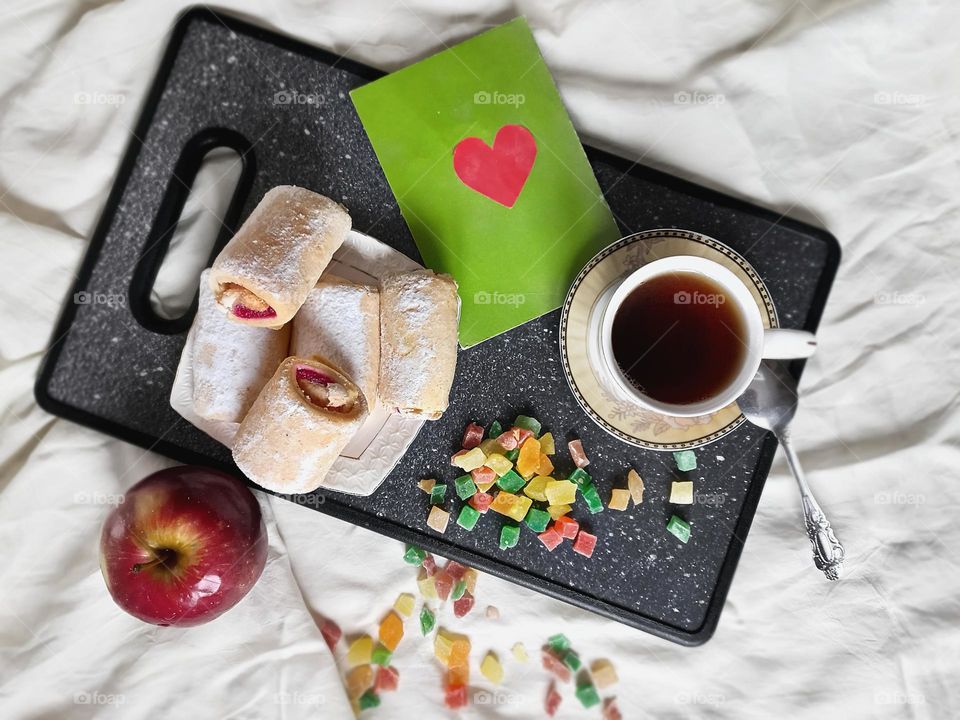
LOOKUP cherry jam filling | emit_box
[231,303,277,320]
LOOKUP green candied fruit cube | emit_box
[430,483,447,505]
[581,483,604,514]
[358,690,381,710]
[488,420,503,439]
[499,522,520,549]
[451,579,467,601]
[568,467,592,487]
[455,474,478,500]
[371,644,392,666]
[575,681,600,708]
[524,507,551,533]
[457,504,481,531]
[497,468,527,493]
[562,650,581,671]
[403,545,426,565]
[505,448,520,462]
[420,605,436,635]
[673,449,697,472]
[667,514,691,543]
[547,633,570,652]
[513,415,542,436]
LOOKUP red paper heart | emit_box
[453,124,537,208]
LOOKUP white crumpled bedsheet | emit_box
[2,1,958,718]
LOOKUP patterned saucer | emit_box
[559,229,777,450]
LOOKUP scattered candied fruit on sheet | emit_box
[427,505,450,534]
[347,635,373,666]
[538,527,563,551]
[542,648,572,682]
[358,689,380,710]
[572,530,597,558]
[554,515,579,539]
[434,630,454,664]
[434,570,454,601]
[603,697,624,720]
[673,449,697,471]
[500,522,520,549]
[575,679,601,708]
[457,504,481,531]
[420,606,436,635]
[375,665,399,693]
[319,617,341,651]
[417,572,438,599]
[346,664,374,697]
[590,658,619,688]
[511,642,528,662]
[403,545,426,565]
[545,681,562,716]
[371,644,391,666]
[547,634,570,652]
[444,683,468,709]
[448,637,471,667]
[608,488,630,511]
[667,514,691,543]
[524,507,551,533]
[463,567,478,595]
[670,480,694,505]
[545,479,577,506]
[480,651,504,684]
[453,590,475,618]
[378,612,403,651]
[393,593,415,618]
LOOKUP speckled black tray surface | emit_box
[35,7,839,645]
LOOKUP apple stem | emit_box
[132,548,177,574]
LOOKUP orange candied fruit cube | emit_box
[378,611,404,651]
[515,437,542,479]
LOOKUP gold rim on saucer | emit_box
[559,229,778,450]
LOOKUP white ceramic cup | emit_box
[597,255,816,417]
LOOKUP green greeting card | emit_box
[351,18,619,348]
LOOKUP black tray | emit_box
[35,7,840,645]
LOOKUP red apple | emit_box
[99,466,267,626]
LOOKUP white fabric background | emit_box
[2,1,958,718]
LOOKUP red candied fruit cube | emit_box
[462,422,485,449]
[469,491,493,513]
[434,570,454,601]
[538,528,563,551]
[444,683,468,709]
[319,618,341,651]
[572,531,597,558]
[554,515,579,540]
[375,666,399,693]
[421,554,437,576]
[496,431,519,450]
[603,698,623,720]
[545,681,562,716]
[512,426,534,445]
[542,649,572,682]
[470,465,496,486]
[444,560,467,581]
[453,590,475,618]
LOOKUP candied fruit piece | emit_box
[479,438,502,456]
[487,420,503,438]
[346,664,374,698]
[542,648,571,682]
[403,545,426,565]
[539,432,556,455]
[429,483,447,505]
[485,605,500,620]
[371,644,392,666]
[505,448,520,462]
[393,593,415,618]
[568,438,590,467]
[538,528,563,551]
[452,447,487,471]
[547,504,572,520]
[418,478,436,493]
[603,697,623,720]
[496,468,527,493]
[469,491,493,513]
[673,449,697,471]
[378,612,403,651]
[445,560,467,581]
[444,683,468,709]
[427,505,450,534]
[495,430,519,451]
[515,437,542,479]
[499,522,520,549]
[545,681,562,716]
[347,635,373,666]
[490,491,532,522]
[454,474,478,500]
[513,427,534,445]
[576,680,600,708]
[462,422,485,449]
[608,488,630,511]
[375,666,399,693]
[463,568,478,595]
[524,475,550,501]
[434,630,454,664]
[421,554,437,575]
[358,689,380,710]
[451,579,467,601]
[447,663,469,686]
[417,572,438,599]
[449,637,471,667]
[547,634,570,652]
[524,507,551,533]
[434,570,454,601]
[627,468,645,504]
[536,453,555,476]
[480,651,504,684]
[319,617,341,651]
[581,483,604,514]
[591,658,619,688]
[562,650,581,671]
[512,642,528,662]
[453,591,475,618]
[667,514,691,543]
[484,453,513,477]
[471,466,496,490]
[568,467,592,487]
[457,504,481,531]
[670,480,694,505]
[545,479,577,506]
[572,531,597,558]
[554,515,579,539]
[514,415,542,435]
[420,606,435,635]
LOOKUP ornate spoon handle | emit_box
[779,432,845,580]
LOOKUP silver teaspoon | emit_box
[738,361,845,580]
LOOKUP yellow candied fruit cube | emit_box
[463,567,478,595]
[511,642,528,662]
[523,476,551,502]
[506,494,532,522]
[670,480,694,505]
[515,437,542,479]
[346,635,373,666]
[545,479,578,506]
[479,438,503,456]
[608,488,631,511]
[477,479,497,492]
[417,571,438,600]
[490,491,519,516]
[539,432,556,455]
[590,658,619,688]
[434,630,454,664]
[346,664,374,698]
[627,468,645,504]
[547,504,572,520]
[418,478,436,493]
[485,453,514,477]
[427,505,450,534]
[480,651,504,685]
[453,447,487,471]
[394,592,415,618]
[536,453,554,477]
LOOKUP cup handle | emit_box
[762,329,817,359]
